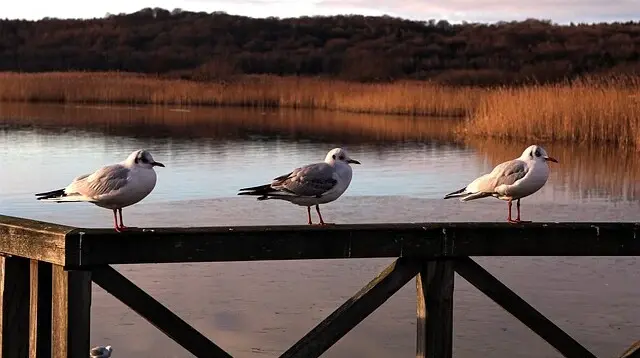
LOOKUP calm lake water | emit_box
[1,102,639,357]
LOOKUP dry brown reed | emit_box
[0,72,481,118]
[3,71,640,147]
[463,75,640,146]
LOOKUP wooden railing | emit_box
[1,214,639,358]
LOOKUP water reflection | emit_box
[0,102,460,143]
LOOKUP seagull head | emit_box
[126,149,165,169]
[325,148,361,166]
[520,145,558,164]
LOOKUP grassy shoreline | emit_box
[1,71,639,146]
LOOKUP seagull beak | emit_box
[152,161,165,167]
[544,156,558,163]
[347,159,361,165]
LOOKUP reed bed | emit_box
[3,71,640,147]
[0,72,481,118]
[464,76,640,146]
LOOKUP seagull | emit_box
[90,345,112,358]
[444,144,558,223]
[34,149,164,232]
[238,147,360,225]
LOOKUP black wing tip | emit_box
[238,183,271,191]
[237,191,270,201]
[443,187,466,199]
[237,184,276,198]
[34,188,66,200]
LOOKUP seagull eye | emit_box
[535,150,541,157]
[332,155,336,160]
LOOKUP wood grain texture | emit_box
[416,260,454,358]
[51,265,91,358]
[0,215,74,265]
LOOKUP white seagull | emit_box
[35,149,165,232]
[89,345,113,358]
[444,145,558,223]
[238,148,360,225]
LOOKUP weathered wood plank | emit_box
[620,340,640,358]
[454,257,597,358]
[29,261,52,358]
[51,265,91,358]
[416,260,454,358]
[0,215,74,265]
[65,222,640,266]
[91,265,232,358]
[0,256,31,358]
[280,258,421,358]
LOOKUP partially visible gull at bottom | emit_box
[34,149,165,232]
[90,345,112,358]
[444,144,558,223]
[238,147,360,225]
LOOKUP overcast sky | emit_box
[2,0,639,23]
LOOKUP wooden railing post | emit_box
[0,255,31,358]
[29,260,52,358]
[416,260,454,358]
[51,265,91,358]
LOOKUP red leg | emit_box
[507,200,516,223]
[315,205,334,225]
[516,199,531,223]
[307,206,313,225]
[113,209,122,232]
[118,208,128,229]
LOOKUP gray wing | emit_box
[272,163,338,197]
[493,160,528,187]
[67,164,130,198]
[467,159,528,193]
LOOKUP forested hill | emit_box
[1,8,639,84]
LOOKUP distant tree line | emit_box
[1,8,639,85]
